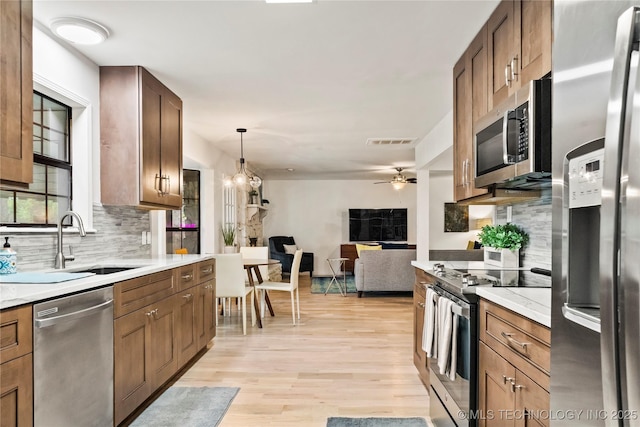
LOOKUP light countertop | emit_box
[474,287,551,328]
[0,254,214,310]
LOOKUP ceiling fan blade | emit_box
[374,181,391,184]
[406,178,417,183]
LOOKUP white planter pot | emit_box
[484,247,519,268]
[223,246,236,254]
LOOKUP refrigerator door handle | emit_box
[600,7,640,427]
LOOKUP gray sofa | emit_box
[354,249,417,297]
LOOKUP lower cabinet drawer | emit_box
[114,269,176,317]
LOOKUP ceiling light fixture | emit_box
[232,128,262,188]
[50,17,110,45]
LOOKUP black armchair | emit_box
[269,236,314,277]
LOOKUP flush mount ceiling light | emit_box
[50,17,110,45]
[231,128,262,188]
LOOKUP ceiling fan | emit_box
[374,167,417,190]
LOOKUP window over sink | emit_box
[0,92,73,226]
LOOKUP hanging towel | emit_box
[437,297,454,376]
[448,312,459,380]
[422,288,438,357]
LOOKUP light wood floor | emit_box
[175,274,432,426]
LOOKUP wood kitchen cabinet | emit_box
[412,268,433,388]
[452,0,551,203]
[176,287,198,368]
[478,299,550,427]
[0,0,33,186]
[0,304,33,427]
[453,27,490,202]
[114,260,216,425]
[100,66,183,209]
[487,0,552,109]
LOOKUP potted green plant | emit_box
[477,223,529,268]
[221,224,236,253]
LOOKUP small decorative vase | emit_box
[223,246,236,254]
[249,238,258,247]
[483,247,519,268]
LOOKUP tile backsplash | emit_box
[1,204,151,272]
[495,189,552,270]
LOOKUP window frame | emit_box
[1,91,73,227]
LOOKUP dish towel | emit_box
[422,288,438,357]
[437,297,454,378]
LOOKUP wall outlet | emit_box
[141,231,147,245]
[507,206,512,222]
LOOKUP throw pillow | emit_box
[283,244,298,255]
[355,243,382,256]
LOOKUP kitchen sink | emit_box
[69,266,144,275]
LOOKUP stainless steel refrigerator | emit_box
[552,1,640,426]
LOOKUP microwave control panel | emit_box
[568,148,604,208]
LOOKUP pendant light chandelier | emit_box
[232,128,262,188]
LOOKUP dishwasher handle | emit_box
[35,299,113,328]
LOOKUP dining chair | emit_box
[239,246,269,282]
[254,249,302,325]
[214,253,255,335]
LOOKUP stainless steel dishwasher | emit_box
[33,286,114,427]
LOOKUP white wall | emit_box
[263,180,417,276]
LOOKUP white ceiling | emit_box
[32,0,500,181]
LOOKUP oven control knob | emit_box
[433,263,445,274]
[461,273,471,284]
[467,275,479,286]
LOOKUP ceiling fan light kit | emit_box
[375,167,417,190]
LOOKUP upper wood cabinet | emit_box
[100,66,183,209]
[0,0,33,186]
[453,0,551,202]
[487,0,552,109]
[453,27,490,202]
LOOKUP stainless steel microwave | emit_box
[473,79,551,189]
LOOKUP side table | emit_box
[326,257,349,296]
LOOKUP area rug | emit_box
[130,386,239,427]
[311,275,356,294]
[326,417,428,427]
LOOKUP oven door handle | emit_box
[428,285,471,319]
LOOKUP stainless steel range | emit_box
[426,264,551,427]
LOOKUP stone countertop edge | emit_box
[474,287,551,328]
[0,254,214,310]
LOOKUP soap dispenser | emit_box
[0,237,17,274]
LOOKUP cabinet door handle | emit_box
[154,173,162,195]
[201,267,213,275]
[182,273,194,281]
[501,331,529,353]
[510,55,518,82]
[502,375,515,385]
[183,293,193,301]
[513,383,524,393]
[418,302,425,308]
[462,159,468,186]
[505,63,512,87]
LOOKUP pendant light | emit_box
[232,128,262,188]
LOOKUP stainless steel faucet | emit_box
[54,211,87,269]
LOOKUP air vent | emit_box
[366,138,416,146]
